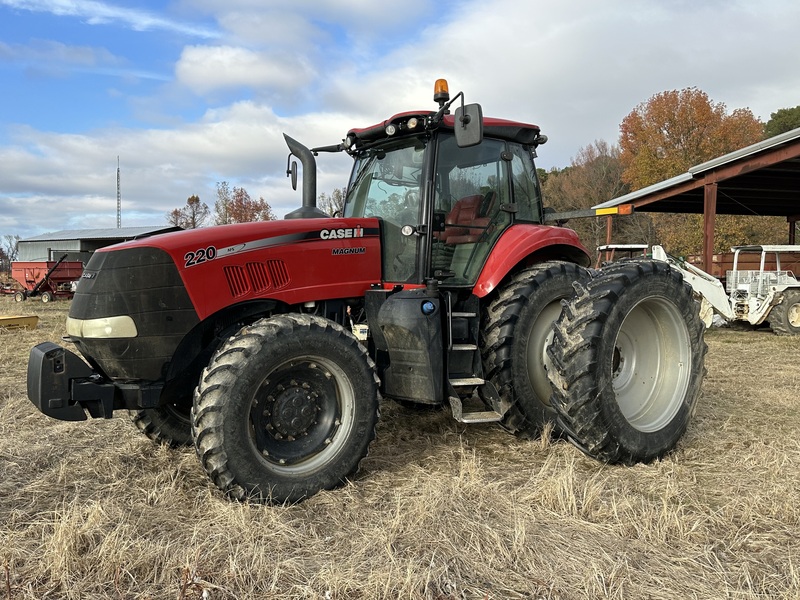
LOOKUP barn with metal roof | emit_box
[19,226,181,263]
[594,126,800,271]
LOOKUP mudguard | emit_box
[472,224,590,297]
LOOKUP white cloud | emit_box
[0,0,219,37]
[3,0,800,240]
[175,45,316,95]
[0,102,358,236]
[0,38,117,66]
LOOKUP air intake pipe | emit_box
[283,134,327,219]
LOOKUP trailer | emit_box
[11,255,84,302]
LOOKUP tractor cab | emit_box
[342,129,546,286]
[312,79,549,287]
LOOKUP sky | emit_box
[1,0,799,241]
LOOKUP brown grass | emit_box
[1,298,799,599]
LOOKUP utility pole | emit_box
[117,156,121,228]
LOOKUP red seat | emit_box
[438,194,493,245]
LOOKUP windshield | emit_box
[343,137,427,283]
[343,137,426,223]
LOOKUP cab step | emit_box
[448,396,503,424]
[450,377,484,387]
[452,343,478,351]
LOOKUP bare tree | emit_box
[318,187,347,216]
[214,181,233,225]
[166,195,210,229]
[3,235,20,261]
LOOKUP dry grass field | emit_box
[1,298,799,599]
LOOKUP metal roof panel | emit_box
[22,226,180,242]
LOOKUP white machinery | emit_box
[652,245,800,336]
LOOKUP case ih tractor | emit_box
[28,81,706,503]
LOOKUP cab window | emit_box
[431,134,510,284]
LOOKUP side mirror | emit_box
[454,103,483,148]
[288,160,298,190]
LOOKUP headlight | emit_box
[66,315,138,339]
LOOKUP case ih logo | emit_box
[320,226,364,240]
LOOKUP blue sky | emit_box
[1,0,800,240]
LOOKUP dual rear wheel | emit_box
[484,259,706,464]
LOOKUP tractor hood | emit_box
[80,218,383,323]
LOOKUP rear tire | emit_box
[192,314,380,503]
[770,289,800,336]
[41,291,54,303]
[482,262,591,438]
[548,260,706,464]
[14,291,26,302]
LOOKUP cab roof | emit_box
[347,110,542,149]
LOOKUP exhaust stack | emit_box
[283,134,327,219]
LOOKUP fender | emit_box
[472,224,590,297]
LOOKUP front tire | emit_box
[130,403,193,447]
[482,262,591,438]
[548,260,706,464]
[192,314,380,503]
[770,289,800,336]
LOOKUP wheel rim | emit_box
[42,293,51,303]
[526,300,562,407]
[788,301,800,328]
[248,355,355,475]
[611,296,691,432]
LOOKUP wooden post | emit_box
[703,183,718,272]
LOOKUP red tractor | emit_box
[28,80,706,503]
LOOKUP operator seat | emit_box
[438,192,496,245]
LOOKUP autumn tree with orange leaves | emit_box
[618,88,784,257]
[214,181,276,225]
[543,140,658,260]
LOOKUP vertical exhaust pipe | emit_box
[283,134,327,219]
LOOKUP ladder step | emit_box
[451,311,477,318]
[450,377,484,387]
[458,411,504,424]
[451,343,478,351]
[448,396,503,423]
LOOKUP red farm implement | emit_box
[10,255,84,303]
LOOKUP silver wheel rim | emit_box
[248,355,356,476]
[788,302,800,328]
[612,296,691,432]
[526,300,562,407]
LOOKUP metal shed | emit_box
[18,226,182,263]
[594,127,800,271]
